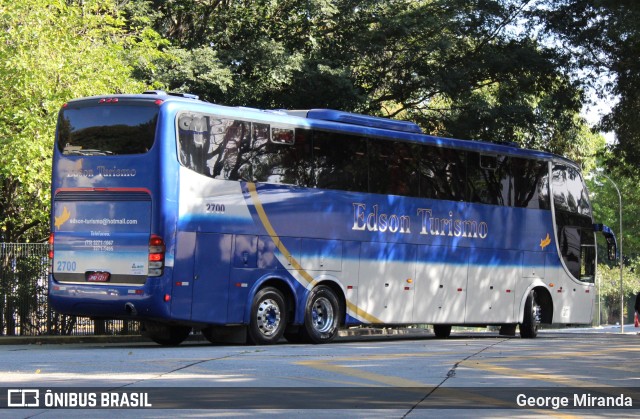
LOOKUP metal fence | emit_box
[0,243,140,336]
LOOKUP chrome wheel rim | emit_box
[311,297,335,333]
[256,298,281,336]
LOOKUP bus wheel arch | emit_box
[300,281,344,344]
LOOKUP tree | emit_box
[587,160,640,262]
[0,0,168,242]
[531,0,640,172]
[147,0,589,156]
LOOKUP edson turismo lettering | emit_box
[65,166,136,178]
[352,203,488,239]
[352,203,411,234]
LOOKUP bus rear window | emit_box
[57,105,158,155]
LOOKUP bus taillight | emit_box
[148,235,165,277]
[48,233,54,260]
[48,233,55,272]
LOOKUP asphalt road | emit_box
[1,326,639,418]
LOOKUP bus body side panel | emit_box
[358,242,416,323]
[169,231,196,321]
[414,245,469,323]
[242,183,563,326]
[466,248,520,324]
[191,233,232,323]
[545,253,594,323]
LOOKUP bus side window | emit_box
[513,158,550,209]
[369,139,419,197]
[420,146,466,201]
[252,127,312,186]
[467,153,512,206]
[559,226,596,283]
[178,113,210,174]
[312,131,368,192]
[565,166,591,216]
[552,165,570,212]
[212,119,252,180]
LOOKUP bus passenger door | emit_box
[359,242,416,323]
[191,233,232,323]
[466,249,520,323]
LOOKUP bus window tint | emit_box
[420,146,466,201]
[566,166,591,216]
[512,158,550,209]
[553,165,591,216]
[58,105,157,155]
[252,128,312,186]
[559,226,596,282]
[552,165,570,212]
[313,131,368,192]
[369,139,419,196]
[178,114,253,180]
[467,153,512,205]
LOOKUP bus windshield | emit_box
[57,104,158,155]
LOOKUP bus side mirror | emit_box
[594,223,618,261]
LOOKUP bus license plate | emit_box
[86,272,110,282]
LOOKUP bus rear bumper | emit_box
[48,276,169,320]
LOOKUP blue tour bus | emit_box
[48,91,616,345]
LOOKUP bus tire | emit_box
[301,285,340,344]
[248,287,287,345]
[520,290,540,338]
[142,321,191,346]
[433,324,452,338]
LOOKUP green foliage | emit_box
[596,262,640,323]
[532,0,640,173]
[0,0,168,242]
[587,161,640,261]
[147,0,588,154]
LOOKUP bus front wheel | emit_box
[433,324,452,338]
[520,290,540,338]
[301,285,341,344]
[248,287,287,345]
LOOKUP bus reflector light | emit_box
[164,294,171,302]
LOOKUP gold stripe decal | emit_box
[246,182,383,324]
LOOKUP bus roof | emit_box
[65,91,576,167]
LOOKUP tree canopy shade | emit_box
[0,0,166,242]
[145,0,594,162]
[531,0,640,172]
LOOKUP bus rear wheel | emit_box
[301,285,341,344]
[142,320,191,346]
[520,290,540,338]
[248,287,287,345]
